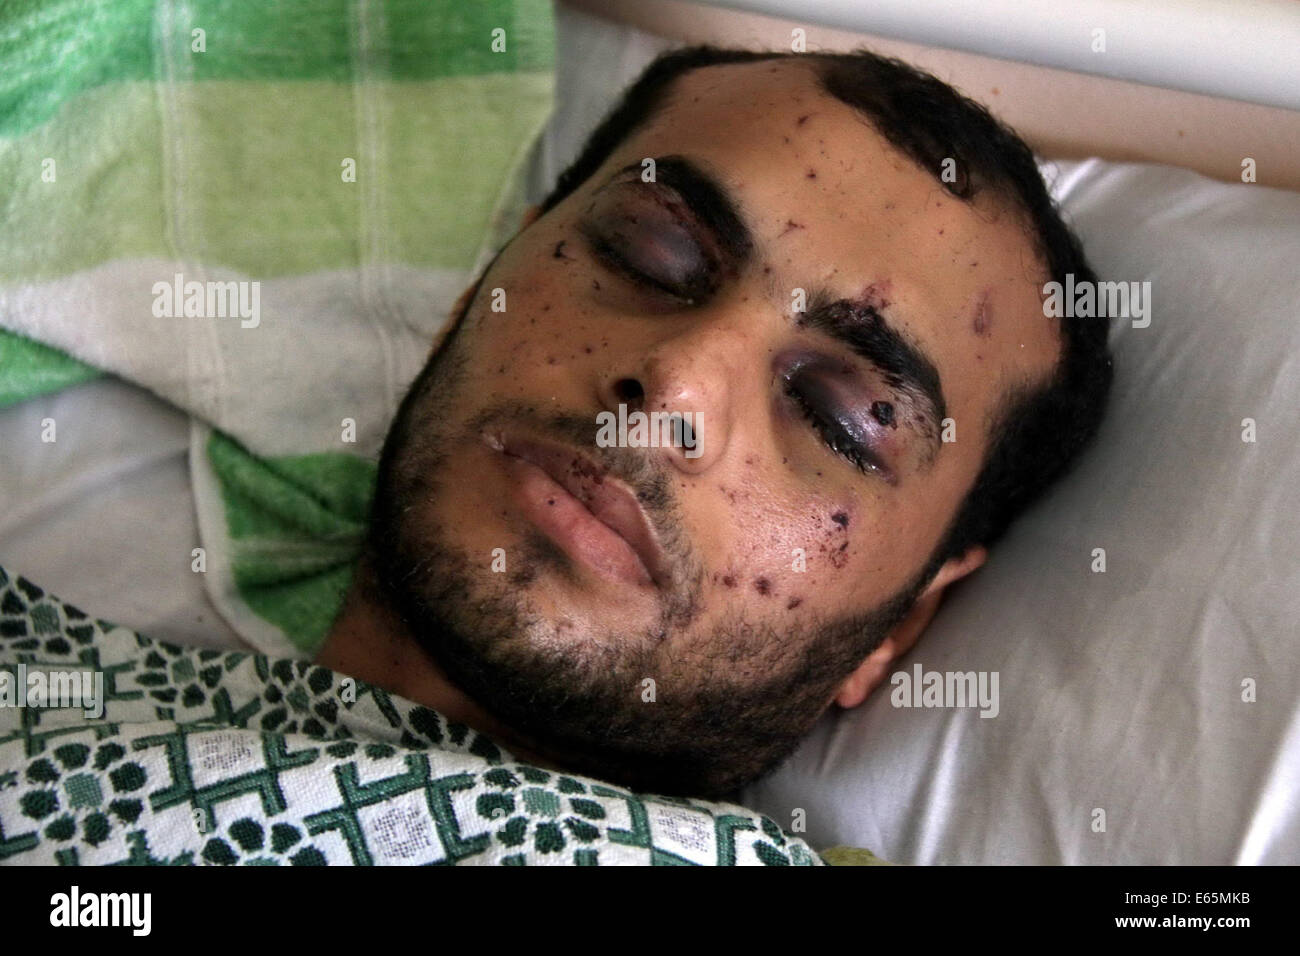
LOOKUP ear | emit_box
[831,545,987,710]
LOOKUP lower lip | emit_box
[499,453,654,587]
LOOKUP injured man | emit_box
[0,47,1112,866]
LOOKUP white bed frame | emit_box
[700,0,1300,110]
[567,0,1300,192]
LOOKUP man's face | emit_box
[367,60,1059,796]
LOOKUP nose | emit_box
[596,311,755,474]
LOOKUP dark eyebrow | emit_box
[607,154,754,266]
[801,289,948,457]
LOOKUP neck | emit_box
[315,559,563,771]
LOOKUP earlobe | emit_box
[924,544,987,597]
[831,544,988,710]
[833,632,906,709]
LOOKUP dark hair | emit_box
[539,46,1113,579]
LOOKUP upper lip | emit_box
[486,431,672,589]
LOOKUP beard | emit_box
[359,304,930,799]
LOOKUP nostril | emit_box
[613,377,645,405]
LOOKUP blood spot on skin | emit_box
[754,577,772,596]
[787,596,803,610]
[831,511,849,528]
[973,291,994,337]
[722,574,737,588]
[806,168,817,179]
[780,219,805,236]
[796,113,812,125]
[569,457,605,484]
[857,279,893,311]
[583,345,593,353]
[554,240,573,260]
[828,540,850,569]
[592,279,601,290]
[870,401,896,428]
[547,356,557,365]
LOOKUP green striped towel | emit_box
[0,0,555,657]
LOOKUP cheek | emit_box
[462,244,612,384]
[695,480,894,607]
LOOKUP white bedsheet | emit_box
[0,376,246,650]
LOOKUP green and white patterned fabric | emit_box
[0,565,827,866]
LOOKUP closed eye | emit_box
[579,222,702,304]
[784,379,894,483]
[577,179,721,304]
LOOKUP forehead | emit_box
[597,58,1061,458]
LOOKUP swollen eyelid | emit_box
[581,205,715,301]
[795,375,871,442]
[614,223,705,286]
[783,365,901,481]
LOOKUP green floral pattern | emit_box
[0,566,823,866]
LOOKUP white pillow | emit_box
[544,4,1300,863]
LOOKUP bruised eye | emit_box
[783,368,895,483]
[578,185,718,303]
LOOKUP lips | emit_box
[485,431,671,589]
